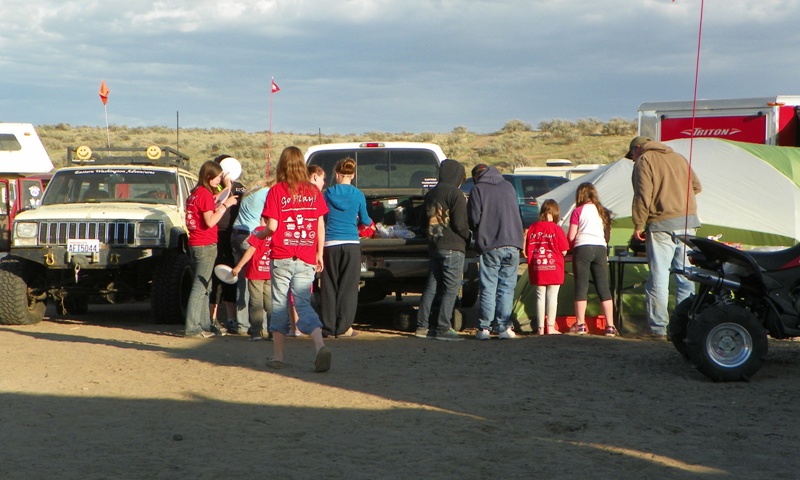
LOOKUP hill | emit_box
[35,118,637,186]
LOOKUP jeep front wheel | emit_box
[151,252,193,324]
[0,263,46,325]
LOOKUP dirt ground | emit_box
[3,299,800,480]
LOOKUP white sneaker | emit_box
[499,327,517,340]
[475,329,491,341]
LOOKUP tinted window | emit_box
[307,148,439,190]
[0,134,21,152]
[518,176,569,199]
[42,169,180,205]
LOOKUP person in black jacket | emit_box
[415,159,471,341]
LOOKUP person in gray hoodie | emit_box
[415,159,471,341]
[467,164,524,340]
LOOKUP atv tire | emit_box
[686,305,768,382]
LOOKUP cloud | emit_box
[2,1,800,133]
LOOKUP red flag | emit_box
[271,79,280,94]
[99,81,109,105]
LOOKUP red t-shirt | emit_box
[186,186,217,247]
[245,227,272,281]
[262,182,329,265]
[525,221,569,286]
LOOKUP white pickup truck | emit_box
[305,142,478,331]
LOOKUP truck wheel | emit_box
[151,252,193,324]
[460,262,480,308]
[56,294,90,316]
[394,304,462,332]
[358,282,387,304]
[392,306,418,332]
[452,307,463,331]
[686,305,768,382]
[0,260,46,325]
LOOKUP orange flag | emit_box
[99,81,109,105]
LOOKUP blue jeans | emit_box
[478,246,519,332]
[645,229,696,335]
[185,244,217,335]
[417,249,465,333]
[231,231,252,331]
[269,258,322,335]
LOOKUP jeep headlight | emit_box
[14,222,39,246]
[137,221,161,238]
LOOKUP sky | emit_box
[3,0,800,134]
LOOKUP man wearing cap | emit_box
[467,164,524,340]
[627,136,702,339]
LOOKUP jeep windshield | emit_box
[42,168,178,206]
[307,148,440,194]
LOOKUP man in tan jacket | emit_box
[628,136,702,339]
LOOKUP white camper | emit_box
[0,123,54,174]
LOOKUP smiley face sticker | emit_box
[75,145,92,160]
[146,145,162,160]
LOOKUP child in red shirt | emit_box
[525,199,569,335]
[232,224,273,341]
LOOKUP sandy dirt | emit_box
[2,299,800,480]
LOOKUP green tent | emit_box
[515,138,800,332]
[538,138,800,248]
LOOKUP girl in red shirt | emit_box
[184,161,238,338]
[526,199,569,335]
[258,146,331,372]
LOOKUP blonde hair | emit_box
[241,178,276,200]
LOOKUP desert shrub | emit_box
[602,118,637,136]
[476,140,504,157]
[500,119,532,134]
[363,131,390,141]
[506,131,536,151]
[538,119,576,137]
[576,118,603,136]
[509,152,528,167]
[563,130,582,145]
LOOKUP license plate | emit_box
[68,239,101,254]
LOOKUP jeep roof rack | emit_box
[66,145,190,168]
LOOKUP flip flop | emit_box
[337,328,359,338]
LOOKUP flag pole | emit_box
[104,104,110,148]
[267,77,280,178]
[267,77,275,178]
